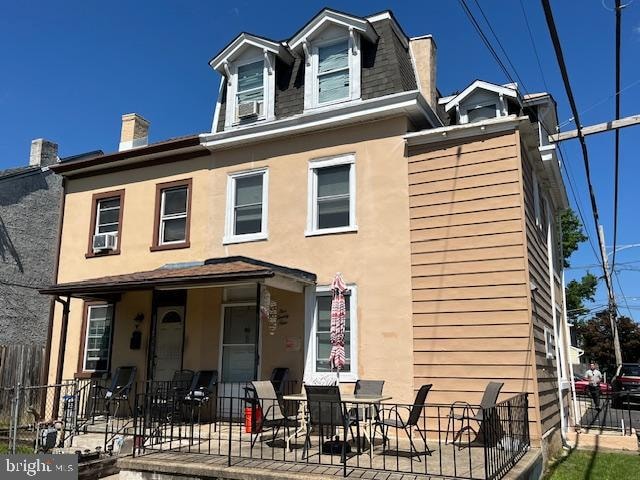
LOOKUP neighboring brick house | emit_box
[0,140,62,381]
[42,8,572,474]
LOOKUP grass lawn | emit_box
[545,449,640,480]
[0,444,34,454]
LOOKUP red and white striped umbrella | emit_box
[328,273,347,377]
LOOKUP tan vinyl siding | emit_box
[521,148,561,435]
[408,131,539,438]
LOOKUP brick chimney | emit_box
[29,138,58,167]
[119,113,149,151]
[409,36,437,113]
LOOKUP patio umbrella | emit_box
[329,273,347,384]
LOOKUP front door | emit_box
[219,304,258,416]
[153,306,185,382]
[221,304,259,383]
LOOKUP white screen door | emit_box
[153,306,185,382]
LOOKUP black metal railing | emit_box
[483,393,530,480]
[132,390,531,480]
[573,390,635,435]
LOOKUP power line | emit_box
[540,0,613,297]
[611,0,623,270]
[460,0,601,264]
[518,0,551,93]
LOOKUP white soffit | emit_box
[444,80,519,112]
[289,9,378,51]
[210,33,292,72]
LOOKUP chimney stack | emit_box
[119,113,149,151]
[29,139,58,167]
[409,36,437,114]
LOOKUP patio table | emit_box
[282,393,392,455]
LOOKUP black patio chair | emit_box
[351,380,385,440]
[91,366,137,418]
[151,369,195,420]
[445,381,504,448]
[270,367,290,396]
[183,370,218,427]
[374,384,432,460]
[303,385,356,463]
[249,380,298,448]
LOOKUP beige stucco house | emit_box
[42,8,572,459]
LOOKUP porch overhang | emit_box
[40,256,316,299]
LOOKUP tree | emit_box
[561,209,598,321]
[574,311,640,374]
[565,273,598,322]
[560,209,588,268]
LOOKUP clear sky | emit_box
[1,1,639,318]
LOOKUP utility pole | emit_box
[598,225,623,366]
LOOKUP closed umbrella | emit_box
[329,273,347,384]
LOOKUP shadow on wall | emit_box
[0,214,23,273]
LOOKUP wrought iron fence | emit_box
[132,390,530,480]
[573,390,635,435]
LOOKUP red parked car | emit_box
[573,375,611,394]
[611,363,640,407]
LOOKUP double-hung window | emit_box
[316,40,350,105]
[87,190,124,257]
[83,304,114,372]
[224,169,268,244]
[307,285,358,382]
[307,154,356,235]
[236,60,264,121]
[152,179,191,250]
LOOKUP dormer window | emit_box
[236,60,265,120]
[209,33,292,131]
[316,40,350,105]
[288,9,377,112]
[465,103,498,123]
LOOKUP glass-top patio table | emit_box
[281,393,392,455]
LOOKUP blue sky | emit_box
[1,1,639,318]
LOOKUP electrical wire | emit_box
[518,0,551,93]
[540,0,614,300]
[611,0,622,270]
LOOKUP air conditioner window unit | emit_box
[93,232,118,253]
[238,101,261,119]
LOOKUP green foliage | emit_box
[565,273,598,322]
[560,209,587,268]
[544,450,640,480]
[574,311,640,373]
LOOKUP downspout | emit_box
[546,205,566,442]
[561,268,579,438]
[51,295,71,418]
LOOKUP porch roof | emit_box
[40,256,316,298]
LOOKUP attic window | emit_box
[317,40,350,104]
[466,104,498,123]
[235,60,265,122]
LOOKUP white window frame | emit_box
[224,53,276,130]
[306,154,357,236]
[304,34,361,111]
[533,171,542,229]
[544,326,556,360]
[159,186,189,245]
[95,197,120,236]
[83,304,114,372]
[460,100,501,124]
[224,168,269,244]
[306,284,358,383]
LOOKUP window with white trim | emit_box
[235,60,264,121]
[466,103,498,123]
[159,186,188,244]
[310,285,357,381]
[544,326,555,360]
[317,40,350,104]
[307,155,356,235]
[83,304,113,372]
[224,169,268,243]
[303,32,361,111]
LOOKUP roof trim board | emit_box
[210,33,293,72]
[444,80,519,112]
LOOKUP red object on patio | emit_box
[244,406,263,433]
[329,273,347,377]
